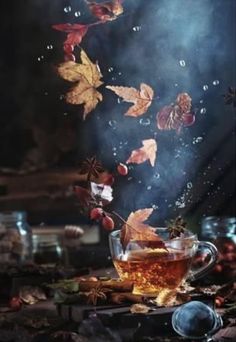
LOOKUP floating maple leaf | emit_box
[126,139,157,167]
[223,87,236,107]
[157,93,195,133]
[120,208,166,251]
[58,49,103,119]
[86,0,123,22]
[106,83,154,117]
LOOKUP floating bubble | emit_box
[213,80,220,86]
[113,152,117,156]
[193,136,203,144]
[174,83,178,87]
[139,118,151,126]
[203,85,208,91]
[187,182,193,189]
[154,173,160,179]
[108,67,114,72]
[132,26,141,32]
[138,180,142,184]
[152,204,158,210]
[112,147,117,151]
[118,72,122,75]
[179,60,186,67]
[147,186,152,190]
[199,99,204,104]
[200,108,207,114]
[46,45,53,50]
[74,11,81,17]
[64,6,71,13]
[108,120,117,129]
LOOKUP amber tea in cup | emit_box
[109,228,217,296]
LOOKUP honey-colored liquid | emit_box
[114,249,192,296]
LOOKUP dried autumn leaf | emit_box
[86,0,123,22]
[120,208,165,251]
[58,49,103,119]
[157,92,195,133]
[52,23,89,48]
[126,139,157,167]
[106,83,154,116]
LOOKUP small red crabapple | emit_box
[102,216,114,231]
[90,208,103,221]
[63,44,74,54]
[117,163,128,176]
[64,53,75,62]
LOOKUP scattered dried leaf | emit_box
[130,303,150,314]
[58,49,103,119]
[126,139,157,167]
[106,83,154,116]
[52,23,89,51]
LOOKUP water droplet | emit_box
[113,152,117,156]
[139,118,150,126]
[132,26,141,32]
[59,94,65,100]
[147,186,152,190]
[199,99,204,104]
[179,60,186,67]
[174,83,178,87]
[108,67,114,72]
[193,136,203,144]
[74,11,81,17]
[138,180,142,184]
[64,6,71,13]
[203,85,208,91]
[154,173,160,179]
[46,45,53,50]
[212,80,219,86]
[63,112,68,116]
[44,92,48,96]
[37,57,41,61]
[200,107,207,114]
[118,72,122,75]
[152,204,158,210]
[117,98,122,104]
[112,147,117,151]
[127,177,133,181]
[108,120,117,129]
[175,200,186,208]
[187,182,193,189]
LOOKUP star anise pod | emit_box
[86,284,108,306]
[80,156,104,179]
[167,216,187,239]
[223,87,236,107]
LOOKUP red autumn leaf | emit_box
[156,92,195,133]
[86,0,123,22]
[120,208,166,252]
[52,23,89,51]
[126,139,157,167]
[74,185,94,207]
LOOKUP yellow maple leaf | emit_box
[106,83,154,117]
[58,50,103,119]
[126,139,157,167]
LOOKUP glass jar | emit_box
[0,211,32,264]
[33,233,63,265]
[201,216,236,283]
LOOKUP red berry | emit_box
[64,53,75,62]
[117,163,128,176]
[9,297,22,311]
[102,216,114,231]
[63,44,74,54]
[90,208,103,221]
[213,264,223,273]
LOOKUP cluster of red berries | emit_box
[90,207,114,231]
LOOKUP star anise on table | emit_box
[86,284,108,305]
[223,87,236,107]
[80,156,104,179]
[167,216,187,239]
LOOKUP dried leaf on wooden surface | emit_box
[58,49,103,119]
[87,0,123,22]
[120,208,165,251]
[106,83,154,116]
[126,139,157,167]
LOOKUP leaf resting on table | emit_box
[120,208,166,251]
[106,83,154,116]
[58,49,103,119]
[126,139,157,167]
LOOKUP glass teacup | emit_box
[109,228,218,296]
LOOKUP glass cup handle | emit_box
[188,241,218,281]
